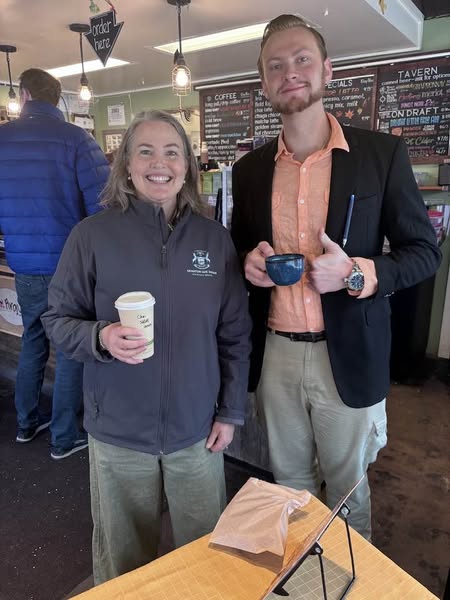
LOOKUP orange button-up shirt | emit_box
[268,114,348,333]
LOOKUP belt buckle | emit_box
[289,332,296,342]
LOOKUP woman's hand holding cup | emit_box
[100,323,148,365]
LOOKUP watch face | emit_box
[349,271,364,291]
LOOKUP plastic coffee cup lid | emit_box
[114,291,155,310]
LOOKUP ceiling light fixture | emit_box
[155,22,267,55]
[168,0,192,96]
[47,58,128,79]
[0,45,20,117]
[154,16,320,55]
[69,23,93,102]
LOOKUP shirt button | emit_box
[302,168,307,173]
[300,232,305,239]
[299,199,305,204]
[306,298,311,304]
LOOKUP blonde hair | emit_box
[101,110,203,214]
[257,14,328,78]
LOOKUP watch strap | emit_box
[344,260,365,292]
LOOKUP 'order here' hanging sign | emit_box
[85,10,124,66]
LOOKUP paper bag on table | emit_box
[210,477,311,556]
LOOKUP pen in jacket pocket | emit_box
[342,194,355,248]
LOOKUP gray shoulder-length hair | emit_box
[101,109,203,214]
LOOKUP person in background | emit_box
[231,15,441,540]
[42,110,251,583]
[0,68,110,459]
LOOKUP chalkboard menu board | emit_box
[252,74,376,137]
[200,58,449,163]
[377,59,450,160]
[201,75,376,160]
[253,88,282,137]
[202,89,251,162]
[323,74,375,130]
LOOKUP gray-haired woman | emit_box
[42,110,251,584]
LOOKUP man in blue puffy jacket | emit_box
[0,68,110,459]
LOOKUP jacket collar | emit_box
[20,100,65,122]
[126,195,191,228]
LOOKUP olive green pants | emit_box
[257,332,387,540]
[89,436,226,584]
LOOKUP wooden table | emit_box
[73,495,438,600]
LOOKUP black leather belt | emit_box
[269,329,326,342]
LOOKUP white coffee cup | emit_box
[114,291,156,359]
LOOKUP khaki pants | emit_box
[257,332,387,540]
[89,436,226,584]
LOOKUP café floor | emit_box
[0,331,448,600]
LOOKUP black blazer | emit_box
[231,126,441,408]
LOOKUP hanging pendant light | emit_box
[168,0,192,96]
[0,45,20,117]
[69,23,93,102]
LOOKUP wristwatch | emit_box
[344,260,365,292]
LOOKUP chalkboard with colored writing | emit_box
[323,73,375,129]
[251,74,376,136]
[200,59,449,163]
[201,88,252,162]
[201,78,375,160]
[376,59,450,161]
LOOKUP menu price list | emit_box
[377,62,450,159]
[323,75,375,129]
[202,90,251,162]
[253,89,282,137]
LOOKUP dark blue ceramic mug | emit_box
[265,253,305,286]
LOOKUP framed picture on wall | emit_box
[103,130,126,153]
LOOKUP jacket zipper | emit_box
[158,241,171,454]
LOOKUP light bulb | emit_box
[7,97,20,116]
[79,85,92,102]
[174,66,189,88]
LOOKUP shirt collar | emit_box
[275,112,349,162]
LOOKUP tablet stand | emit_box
[272,501,356,600]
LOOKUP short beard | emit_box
[270,72,326,115]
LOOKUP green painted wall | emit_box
[421,16,450,51]
[93,89,199,147]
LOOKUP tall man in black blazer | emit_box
[231,15,441,539]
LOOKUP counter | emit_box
[72,494,438,600]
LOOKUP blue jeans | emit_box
[14,274,84,450]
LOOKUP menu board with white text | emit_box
[200,58,449,163]
[376,59,450,160]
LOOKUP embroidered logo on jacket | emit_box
[187,250,217,277]
[192,250,210,270]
